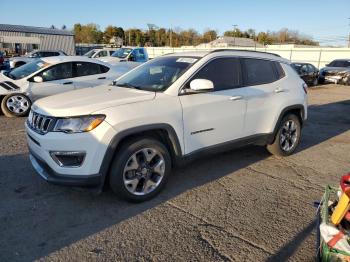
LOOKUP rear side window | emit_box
[100,65,110,73]
[242,58,278,86]
[191,58,242,91]
[274,62,285,79]
[75,62,102,77]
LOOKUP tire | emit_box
[1,93,31,117]
[109,137,172,202]
[312,77,318,86]
[266,114,301,156]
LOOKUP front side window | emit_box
[39,62,73,81]
[114,56,198,92]
[96,50,108,58]
[75,62,102,77]
[242,58,278,86]
[189,58,242,91]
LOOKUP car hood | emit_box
[33,85,156,117]
[0,73,23,93]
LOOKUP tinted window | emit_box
[75,62,102,77]
[307,64,316,72]
[39,62,73,81]
[191,58,242,91]
[100,65,110,73]
[243,58,278,86]
[109,50,115,56]
[275,62,285,79]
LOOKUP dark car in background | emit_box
[292,62,319,86]
[318,59,350,85]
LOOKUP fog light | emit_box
[50,151,86,167]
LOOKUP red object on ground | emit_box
[340,174,350,192]
[327,230,345,248]
[345,212,350,222]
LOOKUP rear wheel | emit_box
[1,93,31,117]
[267,114,301,156]
[109,138,171,202]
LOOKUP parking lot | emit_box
[0,84,349,261]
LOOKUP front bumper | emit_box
[29,149,102,187]
[25,119,117,188]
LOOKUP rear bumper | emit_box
[29,148,102,187]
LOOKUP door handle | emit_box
[274,88,286,93]
[62,81,73,85]
[98,77,106,80]
[229,96,243,101]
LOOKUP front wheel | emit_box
[1,93,31,117]
[267,114,301,156]
[109,138,172,202]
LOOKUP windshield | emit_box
[112,48,132,58]
[83,50,97,58]
[114,56,199,92]
[6,60,50,80]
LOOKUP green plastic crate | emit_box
[318,185,350,261]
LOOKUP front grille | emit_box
[27,111,55,135]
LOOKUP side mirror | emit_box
[325,64,330,67]
[33,76,43,83]
[190,79,214,91]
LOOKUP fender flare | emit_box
[268,104,305,144]
[96,123,182,191]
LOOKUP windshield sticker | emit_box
[150,66,163,75]
[37,62,51,68]
[176,58,198,63]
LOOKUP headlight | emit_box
[53,115,105,133]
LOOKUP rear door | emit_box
[241,58,287,136]
[29,62,75,100]
[73,62,111,89]
[179,57,247,154]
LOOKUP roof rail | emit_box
[209,49,281,58]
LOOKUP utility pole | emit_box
[348,18,350,48]
[232,24,238,46]
[170,28,172,47]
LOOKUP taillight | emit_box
[302,83,308,94]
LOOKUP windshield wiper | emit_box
[115,83,142,90]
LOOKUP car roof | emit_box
[41,56,110,65]
[163,49,290,63]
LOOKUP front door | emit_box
[179,57,246,154]
[30,62,75,100]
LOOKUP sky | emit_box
[1,0,349,46]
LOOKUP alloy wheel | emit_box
[123,147,165,196]
[279,120,298,152]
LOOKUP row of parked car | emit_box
[0,47,149,117]
[291,59,350,86]
[0,47,349,118]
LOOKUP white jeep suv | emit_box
[25,50,308,202]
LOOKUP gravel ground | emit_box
[0,84,349,261]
